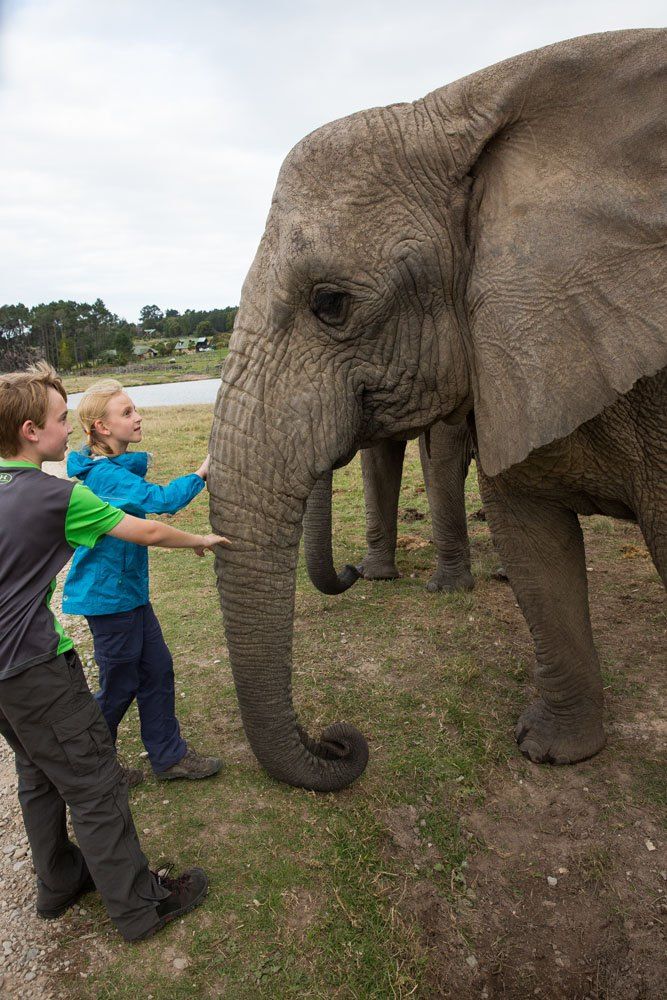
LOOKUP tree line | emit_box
[0,300,238,373]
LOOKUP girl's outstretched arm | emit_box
[85,461,209,516]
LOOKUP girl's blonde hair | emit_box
[77,379,125,456]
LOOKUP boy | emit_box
[0,363,227,942]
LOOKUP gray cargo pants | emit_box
[0,649,168,940]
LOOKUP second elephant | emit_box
[359,422,475,592]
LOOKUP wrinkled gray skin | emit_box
[210,30,666,791]
[358,422,475,592]
[302,468,362,595]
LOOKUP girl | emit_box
[63,379,222,784]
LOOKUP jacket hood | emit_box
[67,447,150,481]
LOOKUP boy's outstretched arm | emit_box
[109,514,229,555]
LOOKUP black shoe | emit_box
[129,867,209,941]
[36,872,96,920]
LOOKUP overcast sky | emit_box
[0,1,663,323]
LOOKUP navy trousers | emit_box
[86,603,187,773]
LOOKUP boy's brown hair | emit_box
[0,362,67,458]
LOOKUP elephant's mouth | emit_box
[332,447,358,470]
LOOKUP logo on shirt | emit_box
[0,473,13,485]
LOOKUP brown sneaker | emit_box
[117,754,145,788]
[155,748,222,781]
[122,766,145,788]
[128,867,208,942]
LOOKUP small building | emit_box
[133,344,158,358]
[195,337,212,352]
[174,340,191,354]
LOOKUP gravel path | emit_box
[0,747,59,999]
[0,612,110,999]
[2,463,63,997]
[1,459,104,999]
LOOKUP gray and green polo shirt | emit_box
[0,459,125,680]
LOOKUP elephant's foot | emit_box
[426,566,474,593]
[357,555,400,580]
[515,698,606,765]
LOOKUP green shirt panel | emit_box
[65,483,125,549]
[0,464,122,665]
[46,578,75,656]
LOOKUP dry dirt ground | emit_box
[380,748,665,1000]
[373,518,666,1000]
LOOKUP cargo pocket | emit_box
[88,609,139,662]
[51,700,112,776]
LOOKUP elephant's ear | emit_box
[440,30,667,476]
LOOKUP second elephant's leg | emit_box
[358,440,406,579]
[478,470,606,765]
[420,423,474,593]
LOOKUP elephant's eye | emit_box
[310,286,350,327]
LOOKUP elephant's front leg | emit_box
[358,440,407,579]
[479,470,606,764]
[420,422,474,593]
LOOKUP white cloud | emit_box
[0,0,664,321]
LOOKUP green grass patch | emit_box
[61,348,229,393]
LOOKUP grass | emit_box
[52,404,666,999]
[60,348,229,394]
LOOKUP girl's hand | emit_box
[193,533,230,556]
[196,455,211,480]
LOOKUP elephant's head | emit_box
[209,29,665,790]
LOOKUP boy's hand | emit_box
[193,533,230,556]
[196,455,211,480]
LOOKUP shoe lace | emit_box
[151,864,191,894]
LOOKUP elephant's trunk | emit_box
[303,471,361,595]
[209,377,368,791]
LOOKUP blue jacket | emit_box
[62,448,206,616]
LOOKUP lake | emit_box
[67,378,221,410]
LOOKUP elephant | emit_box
[209,29,667,792]
[358,422,475,591]
[302,421,476,595]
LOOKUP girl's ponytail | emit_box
[76,379,125,456]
